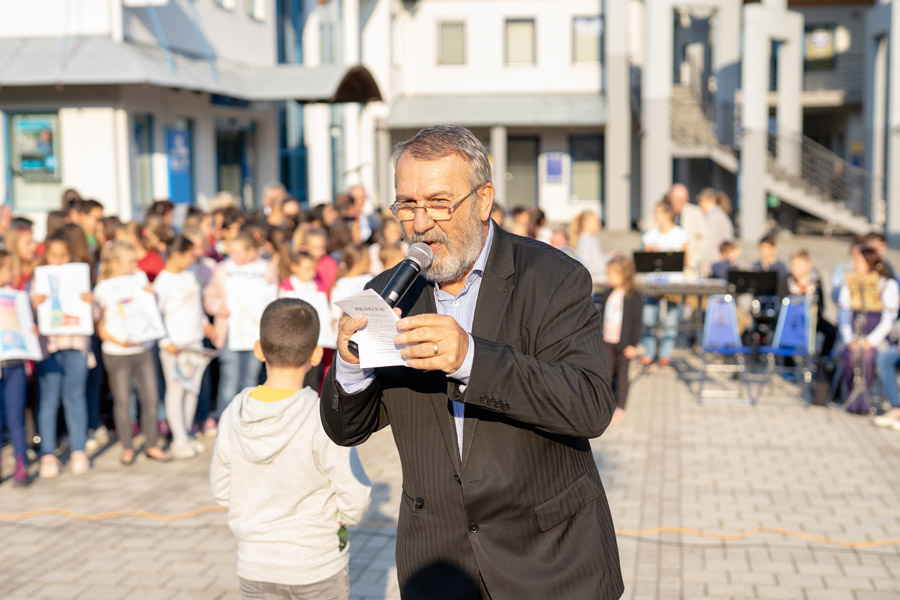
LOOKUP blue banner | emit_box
[166,128,192,204]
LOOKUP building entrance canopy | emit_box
[0,36,382,104]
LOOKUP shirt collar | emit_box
[433,221,494,298]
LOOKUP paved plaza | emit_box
[2,352,900,600]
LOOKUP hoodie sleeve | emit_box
[209,425,231,508]
[314,427,372,526]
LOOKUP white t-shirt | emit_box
[641,226,689,252]
[93,271,157,356]
[603,289,625,345]
[223,258,278,351]
[153,269,206,349]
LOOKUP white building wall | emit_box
[122,0,277,66]
[0,0,113,38]
[394,0,602,96]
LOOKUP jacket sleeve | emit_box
[314,429,372,526]
[320,365,390,446]
[621,292,644,349]
[209,427,231,508]
[454,266,616,439]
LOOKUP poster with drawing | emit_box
[279,288,338,349]
[0,290,43,361]
[224,261,278,351]
[104,272,167,344]
[173,348,219,395]
[33,263,94,336]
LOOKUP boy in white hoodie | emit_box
[210,298,371,600]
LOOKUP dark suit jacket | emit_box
[596,289,644,353]
[321,224,624,600]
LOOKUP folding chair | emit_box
[696,294,756,404]
[757,296,816,404]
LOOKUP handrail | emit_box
[767,131,884,224]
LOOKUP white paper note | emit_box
[333,289,407,369]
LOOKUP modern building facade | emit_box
[1,0,898,242]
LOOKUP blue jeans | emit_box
[0,363,28,458]
[642,298,680,360]
[876,347,900,408]
[216,348,263,417]
[86,335,104,430]
[38,350,89,454]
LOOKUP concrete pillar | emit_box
[490,126,507,208]
[641,0,673,228]
[776,14,804,177]
[739,5,770,242]
[343,102,361,190]
[377,123,393,209]
[305,104,333,205]
[604,0,631,231]
[343,0,360,65]
[713,2,740,147]
[887,4,900,241]
[864,27,887,228]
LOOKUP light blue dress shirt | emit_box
[335,224,495,457]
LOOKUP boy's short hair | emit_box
[233,230,260,250]
[260,298,319,368]
[865,231,887,244]
[791,249,810,262]
[758,234,776,247]
[719,240,736,255]
[79,199,104,213]
[292,250,315,264]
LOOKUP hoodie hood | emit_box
[224,386,319,464]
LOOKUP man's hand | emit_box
[623,345,638,360]
[337,308,402,365]
[395,314,469,374]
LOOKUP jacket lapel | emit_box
[460,224,516,470]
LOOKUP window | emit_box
[805,25,837,71]
[573,16,602,63]
[132,114,154,213]
[505,19,535,65]
[247,0,265,21]
[570,135,603,201]
[8,112,62,210]
[439,22,466,65]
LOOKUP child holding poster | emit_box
[93,242,171,465]
[33,233,93,478]
[0,248,31,486]
[154,235,216,459]
[205,231,277,419]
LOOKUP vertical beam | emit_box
[490,126,507,208]
[604,0,631,231]
[776,13,804,177]
[377,123,392,209]
[713,0,740,147]
[641,0,673,227]
[738,5,770,241]
[888,4,900,241]
[864,12,888,228]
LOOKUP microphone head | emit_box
[407,242,434,270]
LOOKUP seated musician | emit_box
[838,246,899,412]
[711,241,741,281]
[639,198,688,367]
[752,234,789,298]
[787,249,837,359]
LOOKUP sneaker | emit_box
[874,408,900,428]
[39,455,61,479]
[639,356,653,367]
[14,455,30,487]
[190,438,206,454]
[94,425,110,445]
[85,436,100,453]
[69,451,90,475]
[171,441,198,460]
[657,358,671,367]
[203,417,218,437]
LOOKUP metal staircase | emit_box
[670,61,883,236]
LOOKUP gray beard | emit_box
[402,210,486,284]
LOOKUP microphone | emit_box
[348,242,433,357]
[380,242,434,307]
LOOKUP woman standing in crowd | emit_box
[570,210,605,282]
[0,249,31,485]
[94,241,171,464]
[34,233,93,477]
[6,218,36,290]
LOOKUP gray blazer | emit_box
[321,224,624,600]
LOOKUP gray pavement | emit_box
[2,350,900,600]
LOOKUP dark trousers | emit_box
[102,351,159,450]
[0,363,28,458]
[605,343,631,410]
[818,316,838,358]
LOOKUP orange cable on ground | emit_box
[1,508,898,549]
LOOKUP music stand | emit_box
[633,251,685,273]
[727,271,778,297]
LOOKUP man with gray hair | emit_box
[322,125,623,599]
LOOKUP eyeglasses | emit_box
[389,188,478,222]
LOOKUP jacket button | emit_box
[502,403,510,411]
[414,497,425,510]
[468,522,479,533]
[454,474,461,484]
[479,395,487,403]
